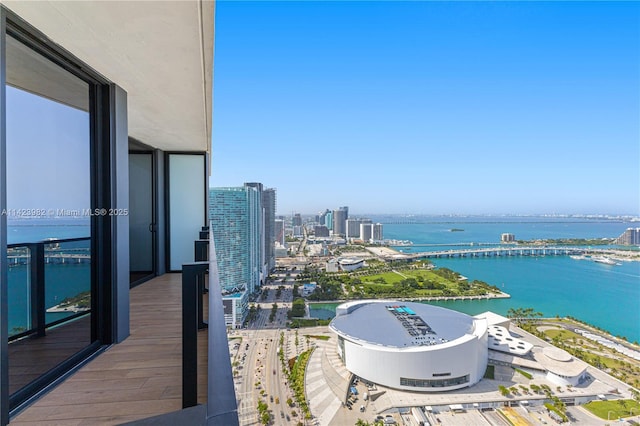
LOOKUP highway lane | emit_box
[236,330,259,425]
[236,268,301,425]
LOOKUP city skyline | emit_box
[211,1,639,216]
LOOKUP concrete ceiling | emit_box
[1,0,214,153]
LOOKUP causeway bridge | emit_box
[8,252,91,266]
[404,246,595,260]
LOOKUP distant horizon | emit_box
[6,211,640,223]
[273,211,640,219]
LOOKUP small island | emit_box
[47,291,91,313]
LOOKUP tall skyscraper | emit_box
[614,228,640,245]
[360,223,373,242]
[325,210,333,230]
[340,205,349,220]
[262,188,277,271]
[317,209,330,226]
[332,206,349,236]
[274,219,285,246]
[293,213,302,227]
[346,218,362,238]
[347,218,372,238]
[372,223,384,241]
[209,184,264,327]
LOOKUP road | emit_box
[234,267,304,425]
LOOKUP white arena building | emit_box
[329,300,489,392]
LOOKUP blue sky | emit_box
[211,1,639,216]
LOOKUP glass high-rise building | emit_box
[275,219,285,245]
[262,188,277,271]
[325,211,334,230]
[209,184,264,327]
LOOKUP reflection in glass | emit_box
[5,33,93,405]
[7,246,31,337]
[44,239,91,324]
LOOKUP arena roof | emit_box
[330,301,478,348]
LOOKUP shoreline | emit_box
[307,291,511,306]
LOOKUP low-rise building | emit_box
[302,282,318,297]
[338,257,365,271]
[222,291,249,329]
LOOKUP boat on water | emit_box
[570,255,586,260]
[592,256,621,266]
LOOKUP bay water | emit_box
[7,222,91,334]
[310,217,640,343]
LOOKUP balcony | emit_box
[10,272,211,424]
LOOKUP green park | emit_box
[295,260,504,301]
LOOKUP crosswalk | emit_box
[237,392,259,425]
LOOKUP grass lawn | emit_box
[361,271,406,284]
[289,318,330,328]
[359,269,453,287]
[543,328,583,341]
[351,266,499,299]
[583,399,640,419]
[305,334,331,341]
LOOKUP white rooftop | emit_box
[474,311,511,327]
[487,325,533,356]
[330,301,477,348]
[533,346,588,377]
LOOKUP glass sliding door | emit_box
[129,152,155,285]
[167,153,206,272]
[3,27,100,412]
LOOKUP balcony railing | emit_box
[7,237,91,342]
[7,236,94,410]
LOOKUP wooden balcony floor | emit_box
[11,273,209,425]
[9,315,91,395]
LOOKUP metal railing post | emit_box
[194,240,209,262]
[29,243,45,337]
[182,261,208,409]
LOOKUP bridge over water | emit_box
[404,246,596,260]
[8,253,91,266]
